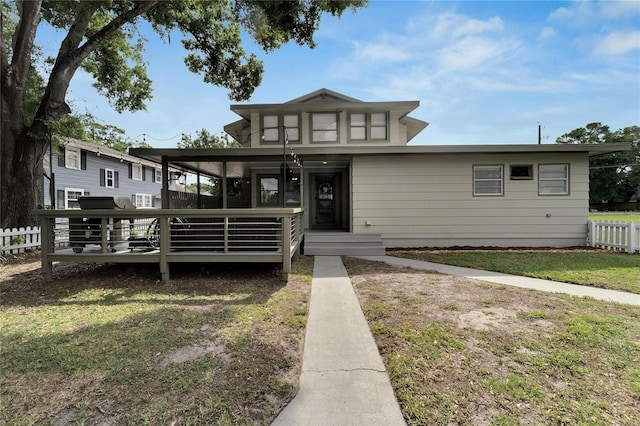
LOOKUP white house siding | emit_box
[351,152,590,248]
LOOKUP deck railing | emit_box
[37,208,304,282]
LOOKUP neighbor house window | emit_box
[539,164,569,195]
[473,165,504,196]
[65,146,81,170]
[155,169,162,183]
[262,114,300,143]
[132,163,143,181]
[105,168,115,188]
[134,193,153,208]
[65,188,85,209]
[312,113,338,142]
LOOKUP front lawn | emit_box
[389,249,640,294]
[0,256,313,425]
[345,257,640,425]
[589,212,640,222]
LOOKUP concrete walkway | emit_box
[358,255,640,306]
[272,256,405,426]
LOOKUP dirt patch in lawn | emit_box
[344,256,640,425]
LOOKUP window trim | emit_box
[65,146,81,170]
[104,168,115,188]
[134,193,153,208]
[473,164,504,196]
[348,112,389,142]
[538,163,570,196]
[260,113,301,144]
[311,112,339,143]
[132,163,143,181]
[155,169,162,184]
[64,188,85,209]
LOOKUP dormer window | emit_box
[311,113,338,143]
[349,112,388,142]
[261,114,300,144]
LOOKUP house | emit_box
[130,88,627,251]
[44,138,184,210]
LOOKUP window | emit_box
[349,112,388,141]
[371,112,387,140]
[134,193,153,208]
[65,146,81,170]
[312,113,338,142]
[261,114,300,143]
[155,169,162,183]
[132,163,143,181]
[105,168,115,188]
[65,188,85,209]
[350,113,366,140]
[510,165,534,180]
[473,165,504,196]
[539,164,569,195]
[263,115,279,142]
[259,177,280,206]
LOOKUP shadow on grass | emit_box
[0,261,287,308]
[0,260,307,424]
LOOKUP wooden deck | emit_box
[37,208,304,282]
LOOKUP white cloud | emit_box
[436,37,520,73]
[548,1,596,25]
[598,0,640,19]
[354,39,410,63]
[430,12,504,40]
[593,30,640,55]
[538,27,556,41]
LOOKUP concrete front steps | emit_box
[303,232,385,256]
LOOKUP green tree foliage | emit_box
[178,128,240,149]
[1,0,367,227]
[557,123,640,204]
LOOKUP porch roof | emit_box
[129,143,630,177]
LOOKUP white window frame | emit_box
[473,165,504,196]
[155,169,162,184]
[65,188,85,209]
[349,113,367,140]
[539,164,569,195]
[105,168,115,188]
[65,146,81,170]
[132,163,143,181]
[370,112,388,140]
[134,193,153,208]
[311,113,338,143]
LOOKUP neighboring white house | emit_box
[131,88,629,248]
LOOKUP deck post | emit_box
[282,214,292,282]
[40,216,53,282]
[159,216,170,282]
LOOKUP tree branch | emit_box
[7,0,42,90]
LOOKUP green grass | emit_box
[0,258,314,425]
[345,257,640,426]
[391,249,640,294]
[589,212,640,222]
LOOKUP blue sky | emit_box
[37,0,640,147]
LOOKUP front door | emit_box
[310,173,343,230]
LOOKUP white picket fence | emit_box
[1,226,42,255]
[588,220,640,253]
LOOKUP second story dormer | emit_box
[224,88,428,148]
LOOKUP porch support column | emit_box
[159,216,170,282]
[40,216,53,282]
[161,157,169,209]
[282,214,292,282]
[222,161,228,209]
